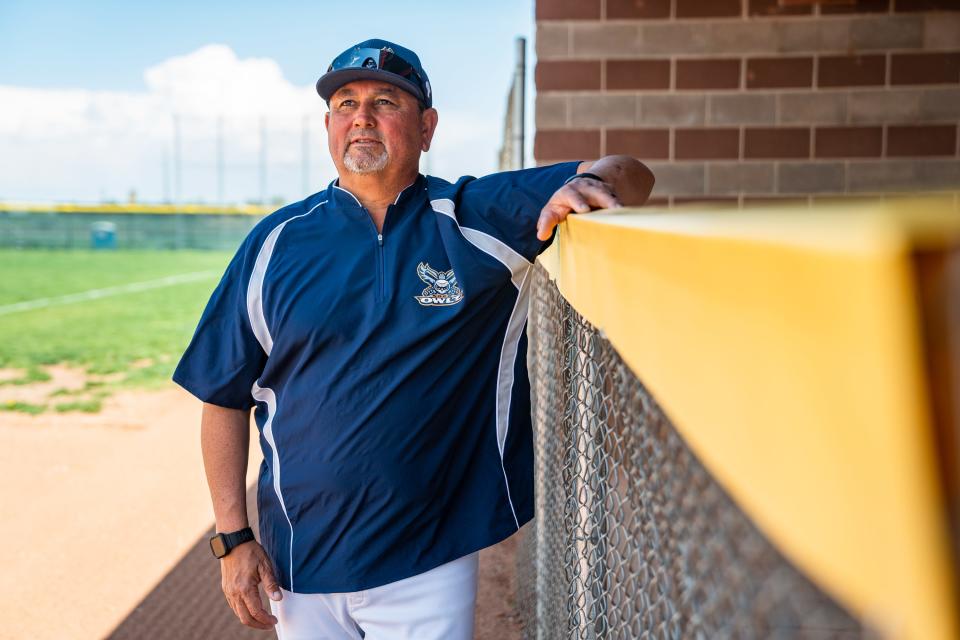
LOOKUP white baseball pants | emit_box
[269,551,479,639]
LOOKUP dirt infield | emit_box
[1,383,522,639]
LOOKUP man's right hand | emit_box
[220,540,283,630]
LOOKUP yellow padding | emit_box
[539,199,959,640]
[0,202,270,216]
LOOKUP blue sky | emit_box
[0,0,537,203]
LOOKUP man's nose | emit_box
[352,103,376,127]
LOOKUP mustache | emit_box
[347,132,384,144]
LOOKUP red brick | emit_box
[744,127,811,159]
[894,0,960,11]
[535,130,601,160]
[606,129,670,158]
[536,0,602,20]
[674,196,740,204]
[743,195,809,205]
[606,60,671,90]
[675,128,741,160]
[536,61,602,91]
[818,55,886,88]
[676,0,743,17]
[891,53,960,85]
[821,0,890,13]
[809,194,877,204]
[607,0,672,18]
[748,0,812,15]
[887,125,958,156]
[746,57,814,89]
[815,127,883,158]
[676,59,741,90]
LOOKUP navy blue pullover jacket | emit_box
[174,162,579,592]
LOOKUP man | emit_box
[174,39,653,638]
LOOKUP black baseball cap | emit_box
[316,39,432,108]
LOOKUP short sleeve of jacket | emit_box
[172,232,267,410]
[458,161,580,262]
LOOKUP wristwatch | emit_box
[209,527,256,559]
[562,172,605,186]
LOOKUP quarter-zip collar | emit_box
[329,175,425,212]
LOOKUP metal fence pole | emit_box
[512,37,526,171]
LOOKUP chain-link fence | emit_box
[519,263,866,640]
[0,211,262,250]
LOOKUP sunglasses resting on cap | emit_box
[316,39,432,109]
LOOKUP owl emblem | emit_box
[414,262,464,306]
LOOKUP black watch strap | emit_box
[562,172,605,186]
[209,527,255,559]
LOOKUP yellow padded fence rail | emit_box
[0,202,270,216]
[537,199,959,640]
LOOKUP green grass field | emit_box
[0,249,231,413]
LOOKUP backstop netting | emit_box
[517,263,864,640]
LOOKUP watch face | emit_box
[210,535,228,558]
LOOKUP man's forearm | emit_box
[201,402,252,532]
[577,155,655,206]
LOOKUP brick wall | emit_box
[534,0,960,205]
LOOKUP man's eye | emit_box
[375,98,395,106]
[338,99,356,108]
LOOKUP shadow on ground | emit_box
[107,486,270,639]
[106,486,522,639]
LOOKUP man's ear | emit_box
[420,108,438,152]
[324,111,330,129]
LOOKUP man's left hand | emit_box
[536,176,622,241]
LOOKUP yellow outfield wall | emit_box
[537,199,959,640]
[0,202,270,216]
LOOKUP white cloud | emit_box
[143,45,317,120]
[0,44,504,204]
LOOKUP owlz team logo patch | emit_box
[414,262,463,306]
